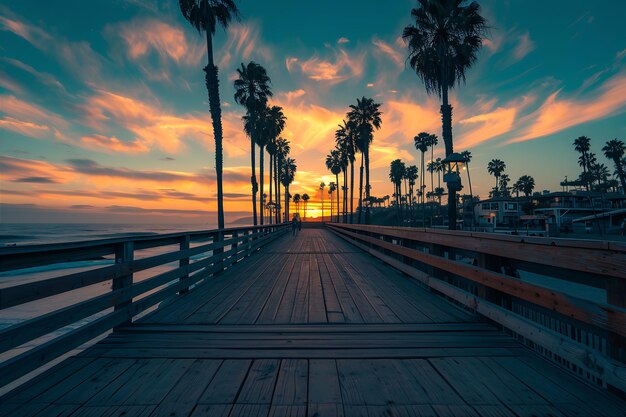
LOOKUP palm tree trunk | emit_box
[335,173,340,222]
[441,85,456,230]
[276,157,280,223]
[350,161,355,223]
[614,158,626,194]
[285,185,289,222]
[422,151,426,227]
[466,163,474,229]
[259,145,264,225]
[268,154,272,225]
[250,134,257,226]
[203,31,225,230]
[343,169,348,223]
[430,148,434,200]
[357,153,364,224]
[365,146,371,224]
[321,188,324,222]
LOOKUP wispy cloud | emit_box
[508,72,626,143]
[286,47,365,85]
[512,31,535,61]
[217,22,273,70]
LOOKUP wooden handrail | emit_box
[0,223,290,388]
[327,223,626,393]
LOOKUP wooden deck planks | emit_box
[2,229,626,417]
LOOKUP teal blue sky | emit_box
[1,1,625,223]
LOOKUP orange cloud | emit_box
[118,19,205,66]
[81,89,211,154]
[217,23,273,69]
[80,135,150,153]
[0,156,254,212]
[509,73,626,143]
[286,48,365,85]
[457,107,517,148]
[372,38,404,69]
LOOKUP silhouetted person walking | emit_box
[292,215,299,236]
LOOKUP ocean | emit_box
[0,222,228,246]
[0,222,242,377]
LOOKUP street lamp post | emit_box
[442,152,466,230]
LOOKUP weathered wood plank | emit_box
[198,359,251,404]
[273,359,308,405]
[236,359,280,405]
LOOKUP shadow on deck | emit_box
[1,229,625,417]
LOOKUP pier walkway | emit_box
[1,227,625,416]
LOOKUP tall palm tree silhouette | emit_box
[293,193,301,217]
[261,105,286,224]
[319,182,326,222]
[328,182,337,222]
[460,150,474,228]
[389,159,406,223]
[414,132,429,206]
[234,61,272,226]
[406,165,418,224]
[281,157,296,221]
[573,136,592,191]
[487,159,506,195]
[336,120,357,223]
[403,0,487,229]
[326,149,343,222]
[275,137,290,222]
[302,193,310,219]
[179,0,239,229]
[348,97,382,224]
[602,139,626,193]
[336,141,350,222]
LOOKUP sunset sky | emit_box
[1,1,625,224]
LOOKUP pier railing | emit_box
[327,223,626,394]
[0,223,289,387]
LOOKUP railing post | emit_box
[232,230,239,253]
[179,235,190,294]
[214,231,224,273]
[607,278,625,368]
[113,241,133,329]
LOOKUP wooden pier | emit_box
[1,225,625,416]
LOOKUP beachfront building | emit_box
[532,190,626,232]
[473,198,522,230]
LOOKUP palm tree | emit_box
[336,140,350,223]
[602,139,626,193]
[573,136,595,192]
[406,165,418,224]
[403,0,487,230]
[328,182,337,222]
[487,159,506,195]
[293,193,301,217]
[275,137,290,222]
[413,132,430,205]
[348,97,383,224]
[516,175,535,213]
[336,120,357,223]
[280,157,296,221]
[326,149,343,222]
[389,159,406,222]
[426,161,436,201]
[179,0,239,230]
[428,133,439,195]
[302,193,310,219]
[319,182,326,221]
[234,61,272,225]
[262,106,286,225]
[499,174,511,198]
